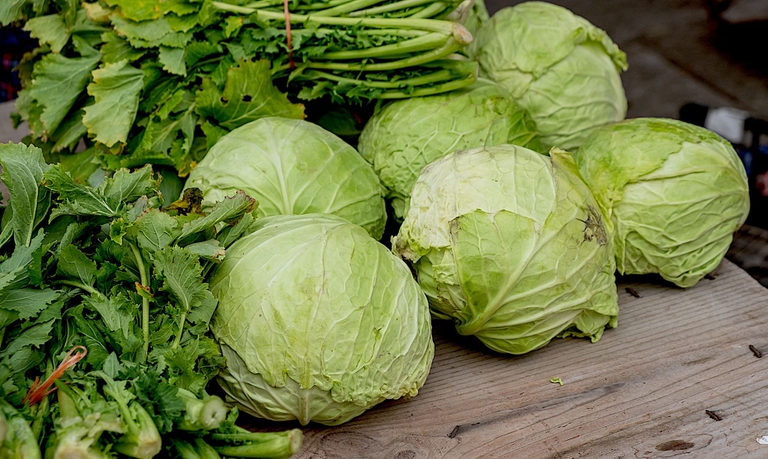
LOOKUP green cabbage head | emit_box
[392,145,619,355]
[571,118,750,288]
[468,2,628,151]
[210,214,434,426]
[185,117,387,239]
[358,81,541,220]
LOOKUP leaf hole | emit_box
[242,94,252,102]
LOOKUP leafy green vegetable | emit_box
[358,80,541,219]
[12,0,477,177]
[0,141,301,458]
[184,117,388,239]
[571,118,750,288]
[468,2,627,151]
[210,214,434,426]
[392,145,619,355]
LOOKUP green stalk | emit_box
[54,280,104,298]
[305,35,465,70]
[291,27,430,38]
[213,2,465,35]
[300,66,465,88]
[311,0,391,17]
[348,0,439,16]
[408,2,450,18]
[128,242,151,357]
[315,32,449,60]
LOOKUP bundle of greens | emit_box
[2,0,476,178]
[0,141,302,458]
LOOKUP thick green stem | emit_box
[409,2,451,18]
[348,0,440,16]
[213,2,461,35]
[311,0,390,16]
[315,32,448,60]
[172,306,188,350]
[305,35,465,70]
[128,243,151,357]
[301,66,464,87]
[376,70,475,97]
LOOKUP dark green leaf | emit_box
[178,191,256,241]
[58,244,97,286]
[0,143,51,248]
[0,288,59,321]
[195,59,305,130]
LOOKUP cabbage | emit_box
[209,214,434,426]
[572,118,750,288]
[468,2,628,151]
[358,81,541,219]
[185,117,387,239]
[393,145,619,355]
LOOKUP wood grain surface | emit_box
[247,259,768,458]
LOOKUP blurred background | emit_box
[2,0,768,284]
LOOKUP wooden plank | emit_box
[251,259,768,458]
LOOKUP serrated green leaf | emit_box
[111,14,173,45]
[0,0,27,26]
[24,14,69,53]
[133,209,180,253]
[99,165,155,206]
[0,232,44,292]
[73,313,111,367]
[184,239,225,262]
[178,191,255,241]
[0,288,60,321]
[215,211,255,248]
[83,60,145,147]
[0,143,51,248]
[26,52,101,136]
[184,41,221,67]
[153,246,207,307]
[44,165,119,218]
[58,244,97,286]
[195,59,304,130]
[0,319,54,358]
[158,46,187,76]
[51,108,88,153]
[107,0,198,22]
[101,31,146,64]
[84,293,134,333]
[103,352,123,378]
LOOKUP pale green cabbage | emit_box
[392,145,619,355]
[185,117,387,239]
[209,214,434,426]
[358,81,541,219]
[572,118,750,288]
[468,2,628,151]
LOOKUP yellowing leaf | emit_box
[24,14,69,53]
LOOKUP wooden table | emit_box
[273,260,768,458]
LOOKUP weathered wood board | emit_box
[253,260,768,458]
